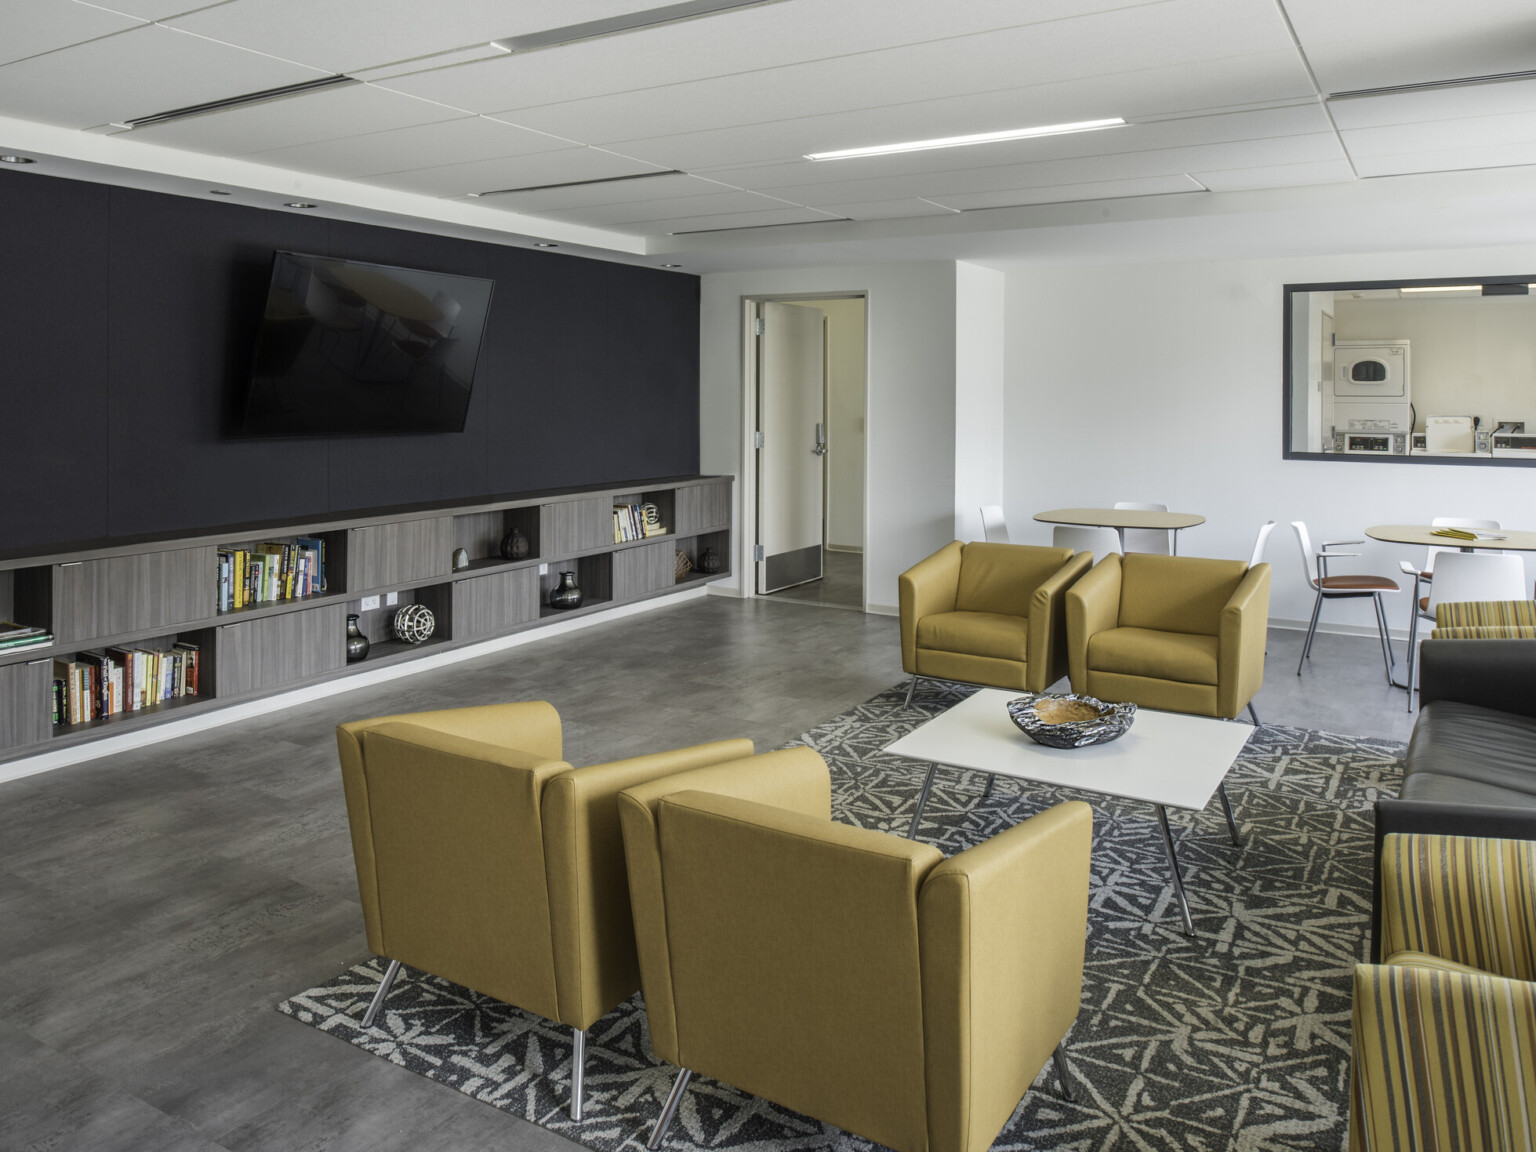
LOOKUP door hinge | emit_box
[753,544,765,562]
[753,317,765,336]
[753,429,765,450]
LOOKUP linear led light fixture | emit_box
[1330,67,1536,101]
[805,118,1125,161]
[470,169,683,198]
[114,74,357,130]
[1399,284,1482,293]
[493,0,784,54]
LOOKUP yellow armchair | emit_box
[1066,553,1271,721]
[618,752,1093,1152]
[899,540,1092,705]
[335,700,760,1121]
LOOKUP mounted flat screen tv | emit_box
[238,251,495,436]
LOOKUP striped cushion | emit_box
[1351,964,1536,1151]
[1434,600,1536,630]
[1385,949,1497,977]
[1381,833,1536,982]
[1431,625,1536,639]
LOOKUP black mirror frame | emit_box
[1282,274,1536,467]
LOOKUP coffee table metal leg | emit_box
[1154,804,1195,936]
[907,763,939,839]
[1217,782,1242,846]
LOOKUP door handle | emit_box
[812,423,827,456]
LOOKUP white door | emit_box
[756,302,826,593]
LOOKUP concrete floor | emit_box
[0,595,1415,1151]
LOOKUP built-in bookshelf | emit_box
[0,476,732,762]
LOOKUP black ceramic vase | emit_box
[696,546,722,574]
[345,613,370,663]
[499,528,530,561]
[548,571,583,610]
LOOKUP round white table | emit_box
[1034,507,1206,554]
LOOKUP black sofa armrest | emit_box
[1418,639,1536,717]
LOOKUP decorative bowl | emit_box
[1006,692,1136,749]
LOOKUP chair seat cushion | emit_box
[1088,627,1218,685]
[1404,700,1536,804]
[1385,950,1496,978]
[916,611,1029,663]
[1320,574,1398,592]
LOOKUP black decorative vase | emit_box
[548,571,583,610]
[696,546,722,574]
[500,528,530,561]
[345,613,370,663]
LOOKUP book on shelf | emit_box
[0,623,52,650]
[217,540,324,612]
[612,502,668,543]
[51,643,200,726]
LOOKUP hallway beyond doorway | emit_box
[764,548,862,610]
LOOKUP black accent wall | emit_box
[1,169,700,553]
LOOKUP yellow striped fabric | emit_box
[1350,964,1536,1152]
[1434,600,1536,629]
[1431,626,1536,639]
[1386,950,1501,977]
[1381,834,1536,982]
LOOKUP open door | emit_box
[756,301,826,594]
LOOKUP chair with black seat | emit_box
[1395,550,1527,711]
[1291,521,1400,682]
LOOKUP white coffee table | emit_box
[883,688,1254,936]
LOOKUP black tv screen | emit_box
[239,251,495,436]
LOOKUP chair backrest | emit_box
[1119,553,1251,636]
[1052,524,1121,562]
[1114,501,1171,554]
[1249,520,1277,569]
[1426,517,1502,573]
[978,505,1009,543]
[1426,551,1528,614]
[956,542,1072,615]
[1291,521,1319,590]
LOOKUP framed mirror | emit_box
[1284,276,1536,466]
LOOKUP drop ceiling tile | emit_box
[1352,141,1536,179]
[927,173,1204,211]
[1328,77,1536,131]
[811,198,959,220]
[0,23,327,130]
[488,173,735,212]
[0,2,144,68]
[246,115,576,179]
[360,148,670,197]
[1189,158,1356,192]
[534,190,802,226]
[648,206,844,234]
[1341,110,1536,158]
[81,0,226,18]
[124,83,465,155]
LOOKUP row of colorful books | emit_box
[52,643,201,726]
[0,621,52,652]
[613,502,667,543]
[217,538,326,612]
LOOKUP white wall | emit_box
[700,263,957,612]
[1003,245,1536,633]
[954,263,1007,543]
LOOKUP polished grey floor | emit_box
[764,548,862,610]
[0,596,1413,1151]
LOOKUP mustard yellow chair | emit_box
[618,750,1093,1152]
[335,700,763,1121]
[1351,833,1536,1150]
[1065,552,1271,722]
[899,541,1092,707]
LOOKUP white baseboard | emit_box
[825,544,863,554]
[1270,617,1411,642]
[0,587,709,786]
[866,602,898,617]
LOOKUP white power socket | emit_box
[359,595,380,612]
[385,591,399,606]
[538,563,548,575]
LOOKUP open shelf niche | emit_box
[539,553,613,618]
[451,506,541,573]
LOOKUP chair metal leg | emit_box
[361,958,401,1029]
[569,1027,586,1122]
[1371,594,1395,684]
[1051,1044,1076,1102]
[1297,590,1324,674]
[647,1068,693,1150]
[1404,596,1422,714]
[1246,702,1260,727]
[1154,805,1195,936]
[907,763,939,839]
[1217,782,1242,846]
[980,773,995,800]
[904,675,920,708]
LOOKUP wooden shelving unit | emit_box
[0,475,732,763]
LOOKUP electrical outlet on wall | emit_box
[539,563,548,575]
[385,591,399,606]
[359,595,380,612]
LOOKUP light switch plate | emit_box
[359,595,380,612]
[385,592,399,606]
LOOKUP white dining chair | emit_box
[1114,501,1171,555]
[979,505,1009,543]
[1292,521,1400,683]
[1052,525,1120,562]
[1398,550,1527,711]
[1248,520,1276,569]
[1413,517,1503,583]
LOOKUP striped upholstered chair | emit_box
[1351,833,1536,1150]
[1431,598,1536,639]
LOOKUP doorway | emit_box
[747,295,867,611]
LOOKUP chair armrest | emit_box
[1322,539,1365,548]
[1419,639,1536,715]
[1351,964,1536,1151]
[899,541,963,673]
[1027,551,1093,691]
[919,801,1093,1152]
[542,738,755,1028]
[1065,553,1121,691]
[1217,563,1271,719]
[1379,832,1536,981]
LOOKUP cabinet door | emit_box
[216,604,346,697]
[348,517,452,590]
[675,481,732,535]
[613,541,676,600]
[53,546,216,644]
[542,497,611,555]
[0,658,50,749]
[453,569,539,641]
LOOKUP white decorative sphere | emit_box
[392,603,436,644]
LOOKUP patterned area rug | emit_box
[278,681,1403,1151]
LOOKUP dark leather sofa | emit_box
[1372,638,1536,956]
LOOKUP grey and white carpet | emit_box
[278,681,1403,1151]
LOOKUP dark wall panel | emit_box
[0,168,701,553]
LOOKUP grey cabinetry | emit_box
[0,659,50,749]
[453,569,539,641]
[613,541,676,600]
[542,497,611,555]
[348,517,452,590]
[49,546,216,643]
[676,481,732,535]
[216,604,346,697]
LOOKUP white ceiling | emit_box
[2,0,1536,252]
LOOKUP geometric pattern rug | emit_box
[278,680,1403,1151]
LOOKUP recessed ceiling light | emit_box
[805,118,1125,161]
[661,263,682,268]
[0,154,36,164]
[534,242,559,248]
[115,75,356,130]
[285,202,316,209]
[209,189,233,196]
[1399,284,1481,293]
